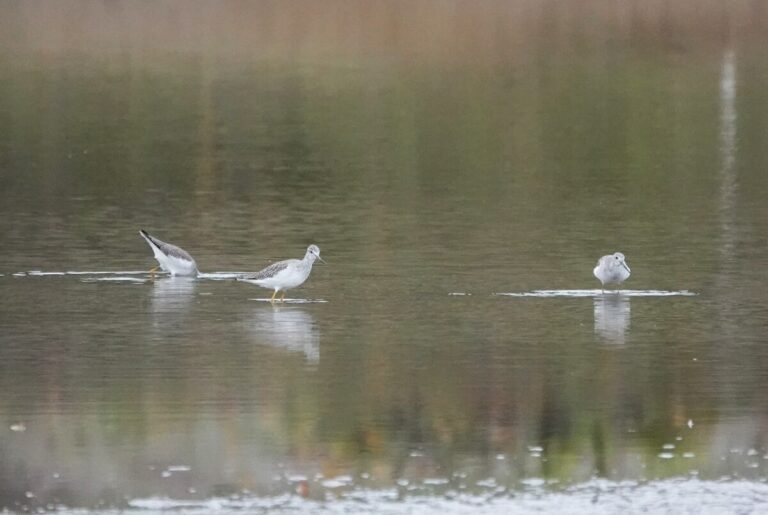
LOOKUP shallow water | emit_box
[2,1,768,512]
[495,290,697,297]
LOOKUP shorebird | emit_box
[593,252,630,293]
[240,245,324,303]
[139,229,198,277]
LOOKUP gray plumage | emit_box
[140,230,194,262]
[241,260,291,281]
[238,245,324,303]
[139,229,199,277]
[593,252,630,290]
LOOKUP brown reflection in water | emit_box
[1,1,766,65]
[1,0,768,511]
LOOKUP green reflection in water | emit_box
[1,0,768,511]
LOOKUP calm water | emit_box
[2,1,768,512]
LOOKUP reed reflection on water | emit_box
[1,0,768,512]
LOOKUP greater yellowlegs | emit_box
[240,244,325,303]
[593,252,630,292]
[139,229,198,277]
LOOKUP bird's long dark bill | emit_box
[317,256,327,264]
[621,262,630,272]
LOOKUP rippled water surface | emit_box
[2,1,768,512]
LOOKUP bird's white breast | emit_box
[160,253,197,276]
[594,258,629,284]
[254,264,311,290]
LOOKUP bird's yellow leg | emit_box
[149,266,159,278]
[270,290,278,303]
[280,291,286,303]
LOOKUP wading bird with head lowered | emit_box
[139,229,198,277]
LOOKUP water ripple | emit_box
[495,289,697,298]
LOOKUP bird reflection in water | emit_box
[593,294,631,344]
[150,276,196,314]
[147,277,198,339]
[247,308,320,364]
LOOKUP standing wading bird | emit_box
[239,245,325,303]
[593,252,631,293]
[139,229,199,277]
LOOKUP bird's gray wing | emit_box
[241,260,290,281]
[141,230,195,262]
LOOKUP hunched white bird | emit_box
[593,252,630,292]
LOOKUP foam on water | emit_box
[249,298,328,304]
[65,270,147,275]
[4,274,697,301]
[81,277,147,283]
[165,465,191,472]
[8,270,245,281]
[104,478,768,514]
[197,272,242,280]
[496,289,697,298]
[321,475,354,488]
[11,270,148,277]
